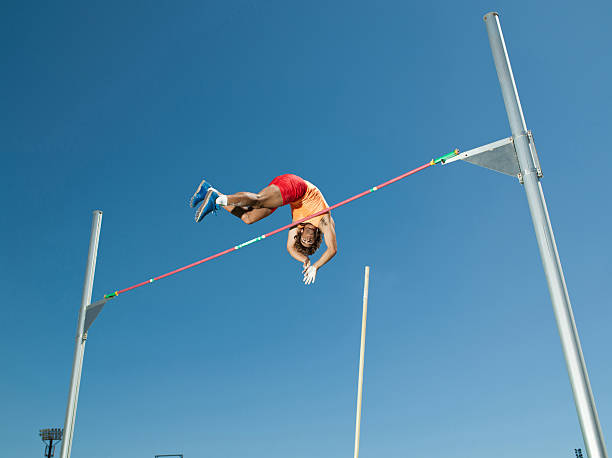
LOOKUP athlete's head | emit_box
[294,224,322,256]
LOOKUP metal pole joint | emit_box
[515,131,542,183]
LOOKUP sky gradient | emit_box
[2,1,611,457]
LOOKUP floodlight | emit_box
[39,428,63,441]
[39,428,63,458]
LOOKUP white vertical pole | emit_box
[484,13,607,458]
[60,210,102,458]
[354,266,370,458]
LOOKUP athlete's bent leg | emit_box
[240,207,274,224]
[218,185,282,224]
[220,205,272,224]
[224,185,283,209]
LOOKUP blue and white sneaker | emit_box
[195,188,221,222]
[189,179,213,208]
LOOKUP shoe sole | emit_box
[195,189,216,222]
[190,179,209,208]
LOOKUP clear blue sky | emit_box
[2,1,611,457]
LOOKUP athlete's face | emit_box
[300,225,316,247]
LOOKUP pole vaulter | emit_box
[103,150,457,300]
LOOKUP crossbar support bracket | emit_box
[83,298,109,334]
[443,132,542,183]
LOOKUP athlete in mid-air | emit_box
[189,174,337,285]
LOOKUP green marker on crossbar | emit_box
[431,149,459,165]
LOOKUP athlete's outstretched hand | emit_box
[303,265,317,285]
[302,258,310,272]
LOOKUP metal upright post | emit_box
[60,210,103,458]
[484,12,607,458]
[354,266,370,458]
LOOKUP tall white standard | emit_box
[484,12,607,458]
[60,210,103,458]
[354,266,370,458]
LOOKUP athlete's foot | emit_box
[195,188,221,222]
[190,179,213,208]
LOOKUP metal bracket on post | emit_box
[515,131,543,183]
[83,298,109,334]
[443,137,521,179]
[443,134,542,184]
[527,130,543,179]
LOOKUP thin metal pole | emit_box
[484,12,607,458]
[354,266,370,458]
[60,210,103,458]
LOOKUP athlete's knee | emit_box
[250,194,265,208]
[241,214,256,224]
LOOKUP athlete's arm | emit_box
[287,227,310,266]
[313,214,337,270]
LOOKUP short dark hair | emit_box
[293,225,322,256]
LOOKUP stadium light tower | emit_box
[39,428,63,458]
